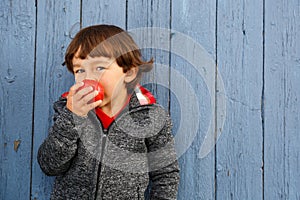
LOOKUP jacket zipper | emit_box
[93,104,155,199]
[94,129,108,200]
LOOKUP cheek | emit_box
[100,77,113,97]
[100,76,125,96]
[99,76,109,88]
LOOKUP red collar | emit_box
[95,95,131,129]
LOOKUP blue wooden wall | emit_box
[1,0,299,199]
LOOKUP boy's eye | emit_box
[74,69,85,74]
[96,66,105,71]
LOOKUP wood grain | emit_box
[264,0,300,199]
[81,0,126,28]
[30,1,80,199]
[0,0,36,199]
[171,0,216,199]
[216,0,264,199]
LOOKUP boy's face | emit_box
[72,52,130,111]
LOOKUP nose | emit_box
[84,70,98,81]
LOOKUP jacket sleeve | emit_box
[145,113,180,200]
[37,99,86,176]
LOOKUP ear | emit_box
[124,67,138,83]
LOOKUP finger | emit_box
[76,86,94,100]
[94,99,103,108]
[69,81,84,96]
[87,100,103,110]
[80,90,99,105]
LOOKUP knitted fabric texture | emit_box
[38,92,180,200]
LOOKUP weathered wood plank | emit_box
[127,0,171,110]
[171,0,216,199]
[30,1,80,199]
[216,0,264,199]
[81,0,126,28]
[264,0,300,199]
[0,0,36,199]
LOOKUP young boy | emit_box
[38,24,180,200]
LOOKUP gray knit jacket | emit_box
[37,93,180,200]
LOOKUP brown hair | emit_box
[64,24,153,92]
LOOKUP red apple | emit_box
[78,79,104,103]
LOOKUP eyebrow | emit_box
[72,59,113,68]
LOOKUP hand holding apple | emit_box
[66,79,104,117]
[78,79,104,103]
